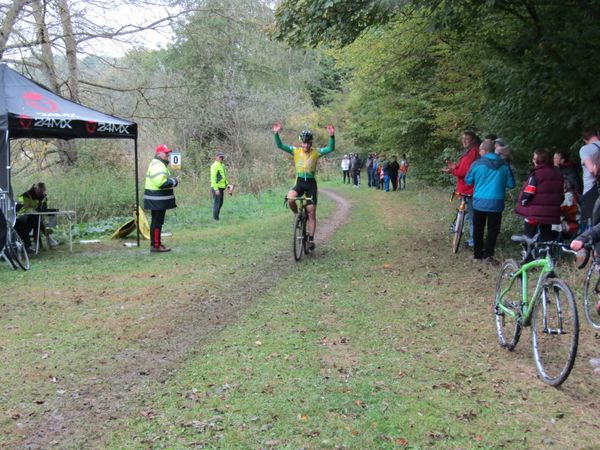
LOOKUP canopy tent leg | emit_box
[134,138,140,247]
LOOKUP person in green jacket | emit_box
[273,121,335,249]
[143,144,180,253]
[14,182,57,252]
[210,151,233,221]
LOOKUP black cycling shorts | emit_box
[291,178,318,205]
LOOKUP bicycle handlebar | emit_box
[511,233,592,267]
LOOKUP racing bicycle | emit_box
[286,195,313,261]
[494,235,578,386]
[449,192,471,253]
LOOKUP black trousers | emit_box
[473,209,502,259]
[212,188,225,220]
[150,209,166,248]
[524,221,556,242]
[342,170,350,183]
[14,214,40,249]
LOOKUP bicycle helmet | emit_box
[299,130,313,144]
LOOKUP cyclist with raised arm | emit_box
[273,121,335,250]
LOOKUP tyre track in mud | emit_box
[18,189,351,449]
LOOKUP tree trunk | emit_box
[0,0,33,59]
[56,0,80,102]
[31,0,60,92]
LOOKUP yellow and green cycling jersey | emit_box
[274,132,335,180]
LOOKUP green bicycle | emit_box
[286,195,313,261]
[494,235,579,386]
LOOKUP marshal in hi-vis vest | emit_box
[143,157,178,210]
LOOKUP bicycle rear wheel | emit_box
[583,264,600,330]
[531,278,578,386]
[451,209,465,254]
[494,259,523,350]
[293,213,305,261]
[6,225,30,271]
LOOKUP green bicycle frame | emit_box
[497,253,555,327]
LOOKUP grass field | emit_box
[1,181,600,449]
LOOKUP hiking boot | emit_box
[150,245,171,253]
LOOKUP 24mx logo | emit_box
[98,122,131,134]
[34,118,72,129]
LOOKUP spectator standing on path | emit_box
[143,144,180,253]
[494,140,511,162]
[515,148,564,242]
[443,131,481,247]
[398,154,408,190]
[554,151,582,195]
[372,157,380,189]
[387,156,400,191]
[210,151,233,221]
[366,153,374,187]
[341,154,351,184]
[569,150,600,375]
[351,153,361,188]
[552,178,580,240]
[465,140,515,263]
[580,127,600,228]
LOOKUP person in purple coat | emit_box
[515,148,564,242]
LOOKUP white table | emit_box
[28,210,76,254]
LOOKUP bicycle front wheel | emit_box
[583,264,600,330]
[302,215,311,255]
[451,209,465,254]
[494,259,523,350]
[531,278,578,386]
[6,225,30,271]
[292,213,305,261]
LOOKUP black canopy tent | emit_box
[0,64,142,245]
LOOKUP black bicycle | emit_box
[287,195,313,261]
[574,246,600,330]
[1,206,30,271]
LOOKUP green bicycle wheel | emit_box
[293,213,305,261]
[583,264,600,330]
[494,259,523,350]
[531,278,578,386]
[451,209,465,254]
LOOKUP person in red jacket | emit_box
[443,130,481,246]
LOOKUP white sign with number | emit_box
[169,152,181,170]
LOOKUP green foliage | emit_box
[273,0,402,47]
[275,0,600,183]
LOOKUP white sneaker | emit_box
[590,358,600,369]
[47,236,59,247]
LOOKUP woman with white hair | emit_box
[341,154,350,184]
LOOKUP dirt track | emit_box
[19,189,351,449]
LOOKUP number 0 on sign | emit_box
[169,152,181,170]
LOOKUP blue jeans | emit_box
[465,196,474,246]
[384,175,390,191]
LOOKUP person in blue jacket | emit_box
[466,139,515,263]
